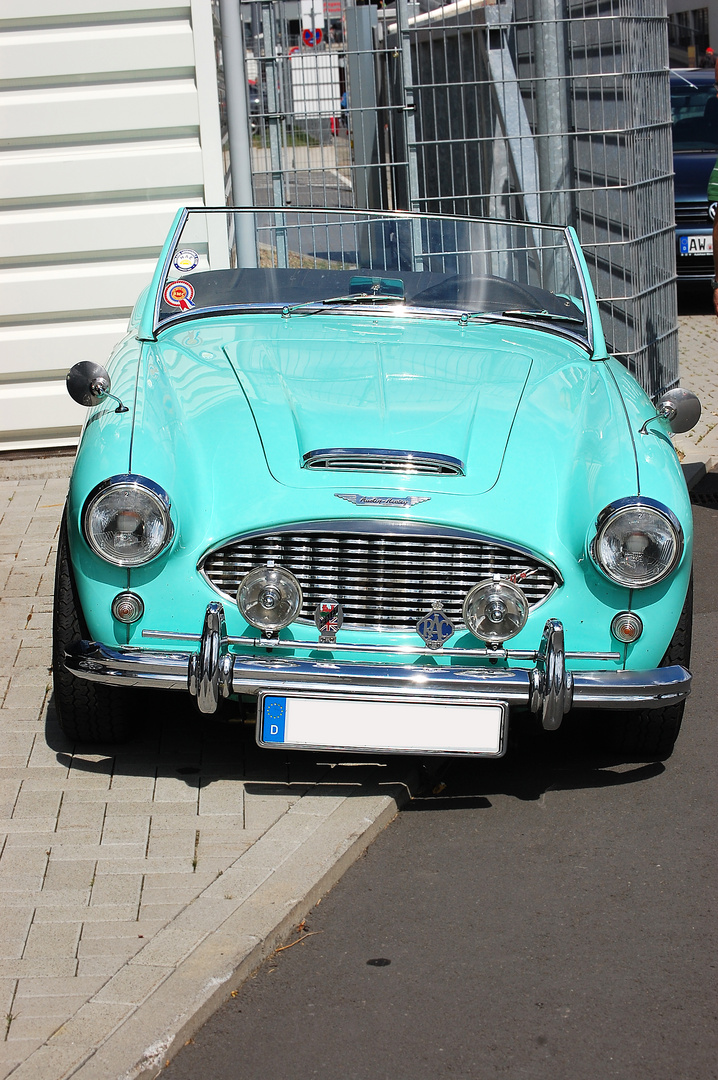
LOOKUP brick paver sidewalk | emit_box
[673,313,718,468]
[0,471,417,1080]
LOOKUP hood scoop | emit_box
[302,448,465,476]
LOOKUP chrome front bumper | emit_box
[64,603,691,733]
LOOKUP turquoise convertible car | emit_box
[54,208,699,760]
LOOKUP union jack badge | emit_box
[416,602,454,651]
[314,598,344,643]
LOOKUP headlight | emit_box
[463,578,529,643]
[83,476,173,567]
[238,565,303,632]
[591,497,683,588]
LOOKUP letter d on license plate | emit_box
[257,692,507,757]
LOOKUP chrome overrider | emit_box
[63,602,692,734]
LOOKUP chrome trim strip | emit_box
[180,206,572,229]
[141,627,620,662]
[152,207,188,335]
[65,641,690,711]
[155,304,591,350]
[564,225,594,353]
[303,448,465,476]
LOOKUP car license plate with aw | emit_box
[679,234,713,255]
[256,691,507,757]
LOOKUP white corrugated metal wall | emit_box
[0,0,225,452]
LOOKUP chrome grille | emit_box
[201,524,559,632]
[302,448,464,476]
[675,202,711,225]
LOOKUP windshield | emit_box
[154,209,589,341]
[671,74,718,150]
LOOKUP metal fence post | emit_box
[219,0,257,265]
[534,0,575,229]
[344,0,382,210]
[261,0,287,264]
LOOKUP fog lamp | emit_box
[237,565,303,632]
[611,611,643,643]
[463,578,529,644]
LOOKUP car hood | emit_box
[674,150,717,202]
[122,316,638,571]
[222,318,532,496]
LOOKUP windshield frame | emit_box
[140,207,601,355]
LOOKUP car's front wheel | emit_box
[602,577,693,760]
[52,511,137,743]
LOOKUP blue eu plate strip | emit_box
[263,697,286,742]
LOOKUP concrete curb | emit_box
[8,770,423,1080]
[679,452,718,489]
[681,458,715,489]
[0,451,76,482]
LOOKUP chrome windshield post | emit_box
[530,618,574,731]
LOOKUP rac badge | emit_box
[335,494,430,507]
[314,597,344,644]
[416,602,455,651]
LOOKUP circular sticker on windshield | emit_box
[173,249,199,272]
[163,280,195,310]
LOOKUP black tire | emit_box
[602,577,693,760]
[52,510,137,743]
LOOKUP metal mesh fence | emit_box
[215,0,678,396]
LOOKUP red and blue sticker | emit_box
[163,280,195,311]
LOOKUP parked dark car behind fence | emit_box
[671,68,718,281]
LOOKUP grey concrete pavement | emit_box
[673,312,718,471]
[0,471,423,1080]
[0,311,716,1080]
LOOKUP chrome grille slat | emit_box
[201,527,559,631]
[675,202,710,223]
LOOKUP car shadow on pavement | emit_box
[43,689,427,797]
[677,281,713,315]
[44,689,666,807]
[405,717,666,807]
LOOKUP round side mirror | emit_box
[66,362,112,408]
[657,387,701,434]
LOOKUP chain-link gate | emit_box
[215,0,677,397]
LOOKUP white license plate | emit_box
[679,234,713,255]
[257,693,507,757]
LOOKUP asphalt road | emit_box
[165,484,718,1080]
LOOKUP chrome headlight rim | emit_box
[82,474,174,568]
[590,496,683,589]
